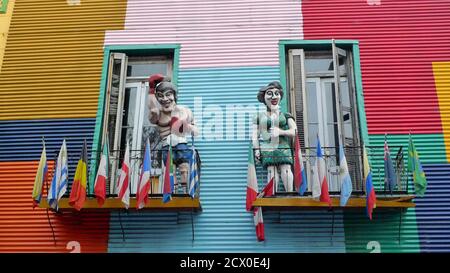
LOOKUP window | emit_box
[101,52,174,195]
[286,41,364,192]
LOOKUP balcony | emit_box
[252,145,415,210]
[38,147,202,212]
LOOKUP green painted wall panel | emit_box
[344,209,420,253]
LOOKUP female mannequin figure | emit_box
[252,81,297,193]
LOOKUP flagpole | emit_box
[42,136,47,202]
[84,139,90,197]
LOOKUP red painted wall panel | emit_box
[302,0,450,134]
[0,162,109,253]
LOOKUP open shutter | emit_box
[332,40,346,148]
[103,52,128,194]
[288,49,307,148]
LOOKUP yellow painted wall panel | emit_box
[433,61,450,162]
[0,0,127,120]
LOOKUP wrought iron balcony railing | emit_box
[253,145,411,196]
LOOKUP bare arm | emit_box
[271,117,297,138]
[148,94,160,124]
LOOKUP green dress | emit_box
[254,111,294,167]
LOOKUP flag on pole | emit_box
[246,144,259,211]
[163,145,175,203]
[339,145,353,206]
[136,138,152,209]
[69,140,88,211]
[294,135,307,196]
[364,146,377,220]
[94,138,109,207]
[315,136,331,206]
[384,135,397,192]
[408,134,427,196]
[116,143,130,209]
[261,177,274,198]
[48,139,68,210]
[252,176,274,241]
[311,161,321,199]
[188,145,199,199]
[254,207,265,241]
[32,140,48,208]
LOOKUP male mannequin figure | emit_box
[148,74,198,191]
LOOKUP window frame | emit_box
[279,40,369,145]
[280,40,370,193]
[88,44,180,195]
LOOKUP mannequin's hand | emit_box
[255,149,261,161]
[270,127,281,138]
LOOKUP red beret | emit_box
[149,74,165,94]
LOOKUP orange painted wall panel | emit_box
[0,161,109,253]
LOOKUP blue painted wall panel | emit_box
[0,118,95,190]
[108,66,346,253]
[416,164,450,252]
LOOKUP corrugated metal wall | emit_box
[432,61,450,162]
[0,0,15,73]
[0,119,95,186]
[0,0,127,120]
[104,0,303,69]
[416,164,450,252]
[302,0,450,253]
[2,0,450,253]
[0,0,127,252]
[302,0,450,135]
[108,67,346,252]
[0,161,110,252]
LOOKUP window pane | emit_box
[305,58,333,73]
[127,63,168,77]
[306,81,319,148]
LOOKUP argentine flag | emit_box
[189,146,199,198]
[339,145,352,206]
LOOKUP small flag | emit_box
[294,135,307,196]
[246,144,259,211]
[315,136,331,206]
[339,145,353,206]
[261,177,274,198]
[408,134,427,196]
[136,138,152,209]
[163,145,175,203]
[94,138,109,207]
[254,207,265,241]
[48,139,68,210]
[116,143,130,209]
[384,135,397,192]
[188,145,199,198]
[364,146,377,220]
[252,176,275,241]
[69,140,88,211]
[32,140,48,208]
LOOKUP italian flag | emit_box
[94,139,109,207]
[246,144,258,211]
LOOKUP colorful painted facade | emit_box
[0,0,449,252]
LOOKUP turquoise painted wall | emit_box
[108,66,346,253]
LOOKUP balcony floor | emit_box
[252,195,415,209]
[38,196,201,211]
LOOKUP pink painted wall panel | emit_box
[104,0,304,68]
